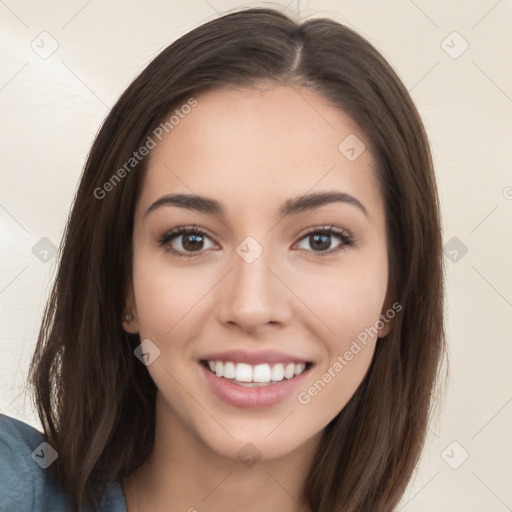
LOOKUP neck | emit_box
[123,393,319,512]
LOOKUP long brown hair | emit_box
[27,7,445,511]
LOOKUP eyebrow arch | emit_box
[144,191,367,218]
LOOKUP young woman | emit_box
[0,7,445,512]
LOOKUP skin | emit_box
[122,83,391,512]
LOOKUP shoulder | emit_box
[0,414,127,512]
[0,413,70,511]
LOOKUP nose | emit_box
[216,242,292,334]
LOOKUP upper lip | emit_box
[200,349,311,365]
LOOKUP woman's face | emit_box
[125,84,391,462]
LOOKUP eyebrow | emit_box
[144,191,367,218]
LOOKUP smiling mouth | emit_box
[200,359,313,387]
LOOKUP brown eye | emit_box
[180,233,206,252]
[308,233,334,252]
[158,227,217,257]
[295,227,353,255]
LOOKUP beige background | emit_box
[1,0,511,509]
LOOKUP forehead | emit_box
[137,84,383,219]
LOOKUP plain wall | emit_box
[1,1,511,510]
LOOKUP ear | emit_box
[378,313,392,338]
[122,281,139,334]
[377,291,399,339]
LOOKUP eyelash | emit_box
[157,224,354,259]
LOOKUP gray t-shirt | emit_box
[0,414,127,511]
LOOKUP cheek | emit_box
[131,248,211,344]
[294,275,383,422]
[292,252,388,341]
[292,251,387,416]
[296,341,376,427]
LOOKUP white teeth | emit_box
[294,363,306,376]
[235,363,252,382]
[284,363,295,379]
[253,364,271,383]
[206,360,308,383]
[223,361,236,379]
[271,363,285,382]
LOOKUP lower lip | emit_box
[200,363,311,408]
